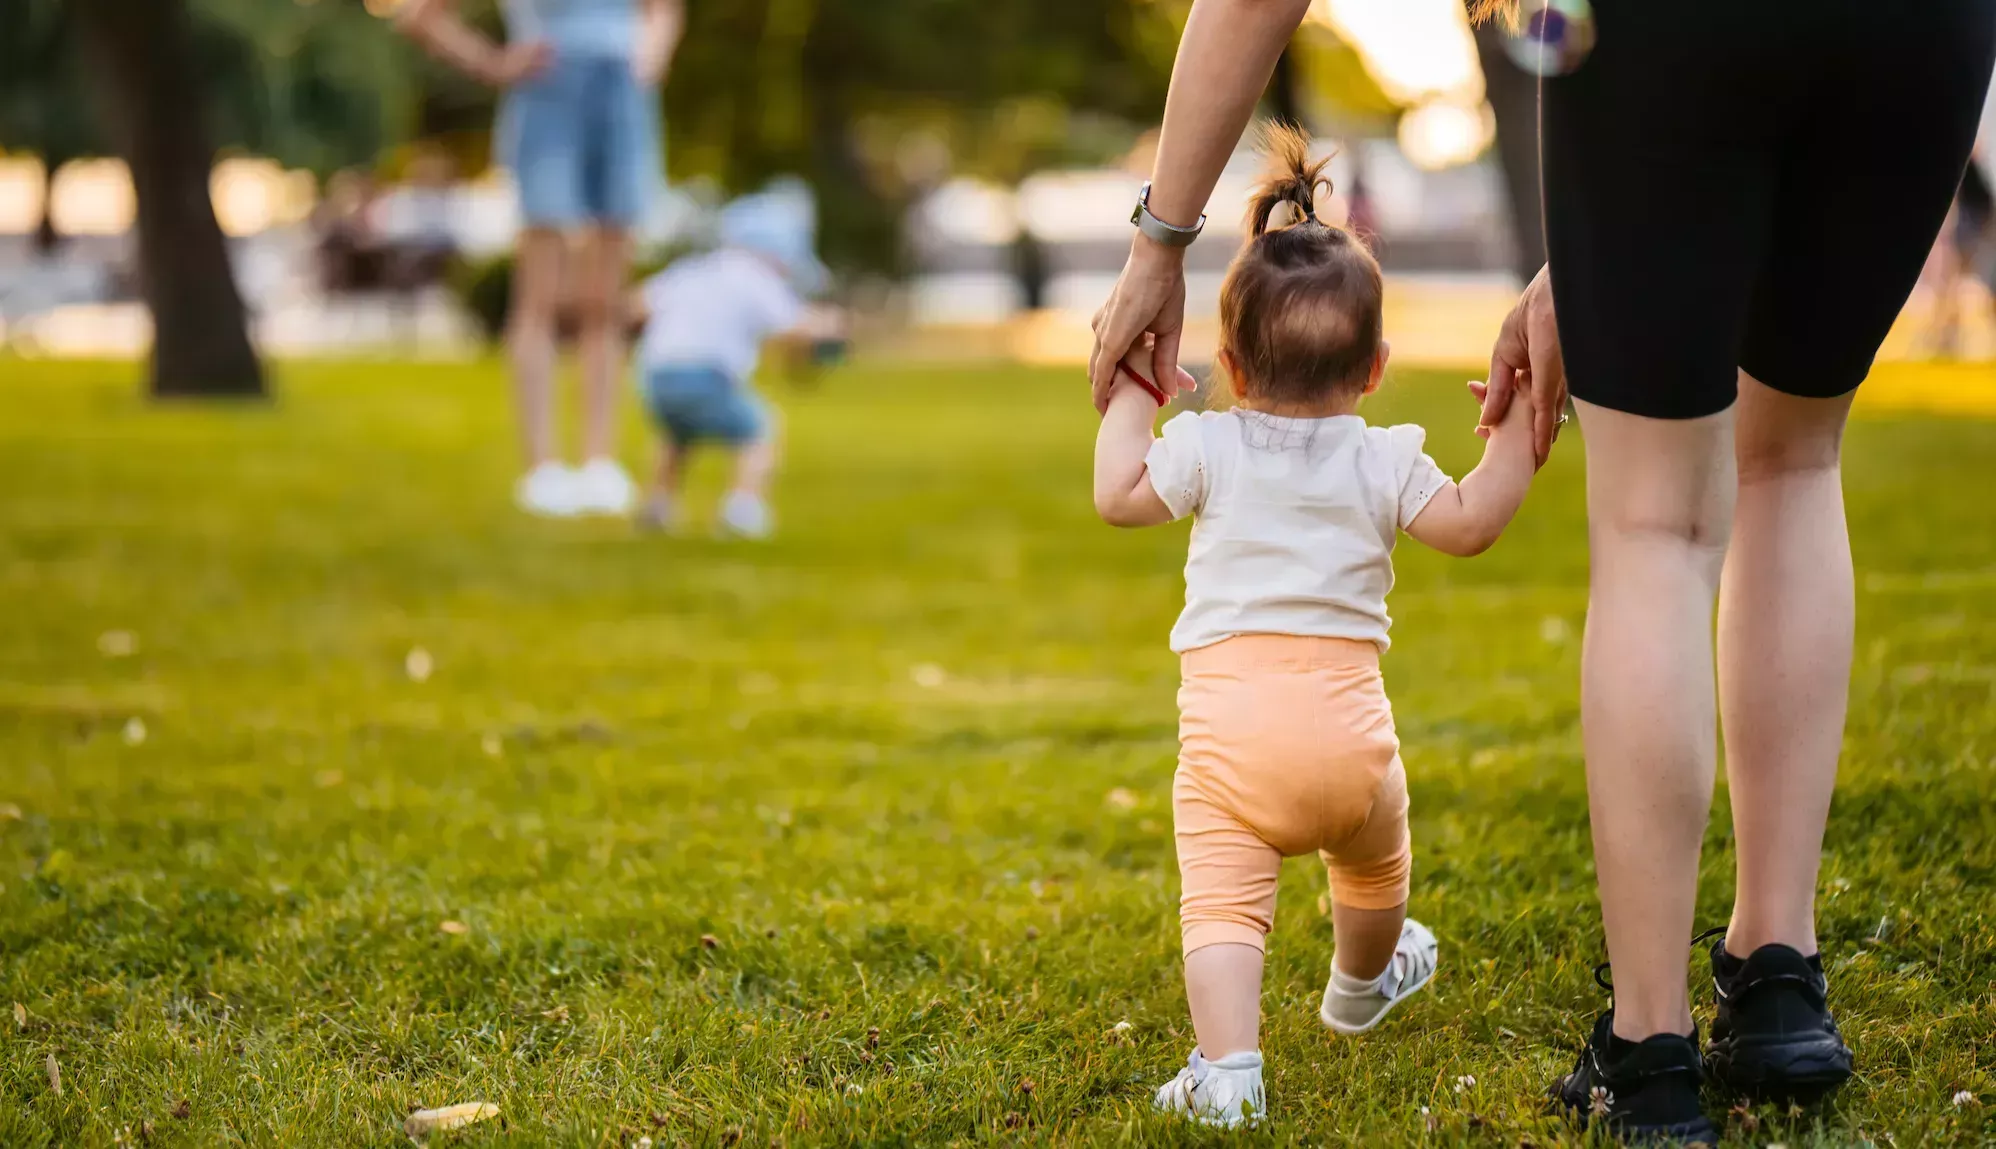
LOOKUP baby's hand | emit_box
[1468,378,1532,441]
[1116,335,1198,402]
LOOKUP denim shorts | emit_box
[498,52,660,228]
[640,365,768,447]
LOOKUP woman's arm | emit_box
[1094,382,1174,528]
[633,0,685,87]
[1405,382,1536,556]
[394,0,548,87]
[1087,0,1313,406]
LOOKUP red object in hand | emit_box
[1117,362,1170,407]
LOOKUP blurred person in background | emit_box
[314,169,387,295]
[396,0,684,517]
[1091,0,1996,1140]
[629,188,833,540]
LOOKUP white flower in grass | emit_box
[122,716,147,746]
[405,646,434,682]
[1589,1085,1613,1116]
[911,663,947,688]
[97,630,138,657]
[1954,1090,1980,1107]
[1453,1075,1476,1091]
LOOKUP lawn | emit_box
[1,357,1993,1147]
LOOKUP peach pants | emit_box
[1175,635,1411,956]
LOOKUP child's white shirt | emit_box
[639,249,803,380]
[1145,410,1451,653]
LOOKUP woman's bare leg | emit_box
[574,226,631,462]
[1718,374,1855,958]
[510,228,567,467]
[1574,398,1736,1041]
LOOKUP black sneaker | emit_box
[1550,1010,1718,1144]
[1701,931,1853,1101]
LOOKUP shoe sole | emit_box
[1318,962,1436,1035]
[1549,1094,1719,1146]
[1705,1034,1852,1103]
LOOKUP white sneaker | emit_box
[514,462,582,518]
[1320,918,1439,1035]
[570,457,636,516]
[718,491,772,539]
[1153,1049,1265,1128]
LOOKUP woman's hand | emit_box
[484,39,553,86]
[1477,265,1567,467]
[1089,236,1191,414]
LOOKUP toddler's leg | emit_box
[638,437,684,530]
[1184,944,1263,1058]
[1175,772,1281,1058]
[1319,757,1435,1034]
[1330,901,1408,980]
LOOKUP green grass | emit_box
[2,357,1993,1147]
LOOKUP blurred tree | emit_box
[70,0,264,397]
[665,0,1185,275]
[0,0,102,255]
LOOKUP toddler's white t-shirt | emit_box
[639,249,803,381]
[1145,410,1451,653]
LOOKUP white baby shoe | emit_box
[1320,917,1439,1035]
[1153,1048,1265,1128]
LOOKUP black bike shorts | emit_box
[1542,0,1996,419]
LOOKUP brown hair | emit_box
[1217,122,1384,408]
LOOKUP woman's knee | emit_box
[511,230,566,323]
[1734,374,1851,484]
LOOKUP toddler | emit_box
[1093,126,1538,1127]
[632,190,832,537]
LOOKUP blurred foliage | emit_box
[1,0,1401,274]
[0,0,417,177]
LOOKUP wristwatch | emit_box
[1130,182,1205,248]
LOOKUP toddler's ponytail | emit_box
[1246,122,1333,237]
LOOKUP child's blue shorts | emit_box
[640,365,769,447]
[498,53,659,228]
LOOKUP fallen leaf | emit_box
[405,647,434,683]
[171,1099,191,1120]
[0,803,22,821]
[402,1102,498,1138]
[438,920,469,936]
[122,717,147,746]
[699,934,720,950]
[46,1053,61,1096]
[98,630,139,657]
[13,1002,24,1030]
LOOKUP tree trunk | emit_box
[72,0,264,398]
[1471,18,1545,285]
